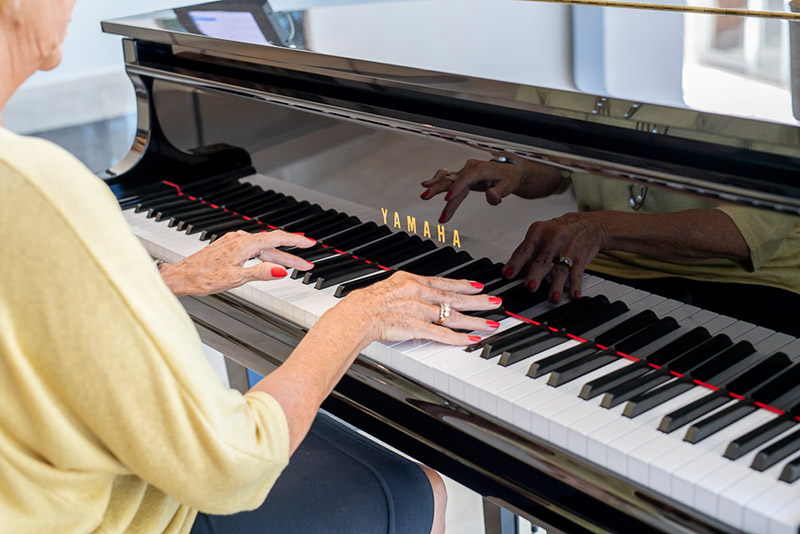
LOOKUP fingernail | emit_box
[573,290,580,299]
[503,267,514,279]
[489,296,502,305]
[526,280,536,291]
[469,336,482,343]
[471,282,484,289]
[306,261,315,267]
[551,291,560,302]
[306,237,316,243]
[271,267,288,278]
[293,232,305,236]
[487,320,501,329]
[444,190,453,201]
[421,189,431,200]
[438,213,447,224]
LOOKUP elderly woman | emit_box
[0,1,502,533]
[422,155,800,335]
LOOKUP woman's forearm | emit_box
[248,306,371,455]
[599,208,750,264]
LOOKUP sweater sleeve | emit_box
[715,204,799,272]
[0,137,290,515]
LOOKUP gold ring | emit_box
[441,169,457,183]
[435,302,451,325]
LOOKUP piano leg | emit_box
[224,357,250,395]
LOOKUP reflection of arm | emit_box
[595,208,750,264]
[514,158,570,199]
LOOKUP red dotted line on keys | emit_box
[161,181,392,272]
[504,311,794,420]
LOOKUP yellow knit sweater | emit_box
[0,128,289,534]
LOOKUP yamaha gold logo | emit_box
[381,208,461,248]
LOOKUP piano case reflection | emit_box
[101,1,800,533]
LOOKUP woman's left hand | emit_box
[503,212,611,303]
[159,230,316,297]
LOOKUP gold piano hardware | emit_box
[381,208,461,248]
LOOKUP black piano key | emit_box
[206,221,266,241]
[400,247,463,277]
[270,204,323,227]
[622,381,695,417]
[689,341,757,384]
[283,210,341,234]
[230,193,287,215]
[292,252,351,278]
[779,454,800,483]
[623,340,756,418]
[602,334,733,409]
[334,271,393,298]
[726,352,793,398]
[548,351,620,387]
[182,179,244,198]
[580,361,652,400]
[199,219,263,240]
[307,216,362,241]
[249,198,302,221]
[375,240,437,267]
[752,428,800,472]
[444,259,500,283]
[316,264,385,289]
[685,402,757,444]
[118,184,176,206]
[645,326,713,366]
[493,298,622,365]
[725,414,796,460]
[185,213,241,234]
[469,322,536,353]
[532,296,606,328]
[333,271,394,298]
[326,224,392,251]
[594,310,659,348]
[166,205,218,225]
[497,281,551,315]
[198,184,252,203]
[545,316,680,389]
[484,329,550,359]
[179,211,234,232]
[145,197,195,217]
[562,300,629,336]
[527,344,601,378]
[156,200,214,221]
[751,363,800,413]
[351,233,409,260]
[658,391,731,433]
[304,257,366,284]
[292,244,339,262]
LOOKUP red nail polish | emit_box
[469,336,482,343]
[487,320,501,329]
[503,267,514,279]
[271,267,288,278]
[293,232,305,236]
[471,282,483,289]
[526,280,537,291]
[489,296,502,305]
[306,237,316,243]
[444,190,453,201]
[438,213,447,224]
[573,290,581,299]
[306,261,315,266]
[551,291,560,302]
[421,189,431,199]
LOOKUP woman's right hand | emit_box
[335,271,503,347]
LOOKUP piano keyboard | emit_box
[121,175,800,534]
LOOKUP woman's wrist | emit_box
[156,261,190,297]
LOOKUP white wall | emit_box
[4,0,178,133]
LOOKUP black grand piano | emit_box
[101,1,800,532]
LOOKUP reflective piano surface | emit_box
[102,1,800,533]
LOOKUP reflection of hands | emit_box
[159,230,316,297]
[504,212,611,303]
[420,157,563,223]
[338,271,503,346]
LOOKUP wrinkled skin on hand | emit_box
[159,230,316,297]
[336,271,503,346]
